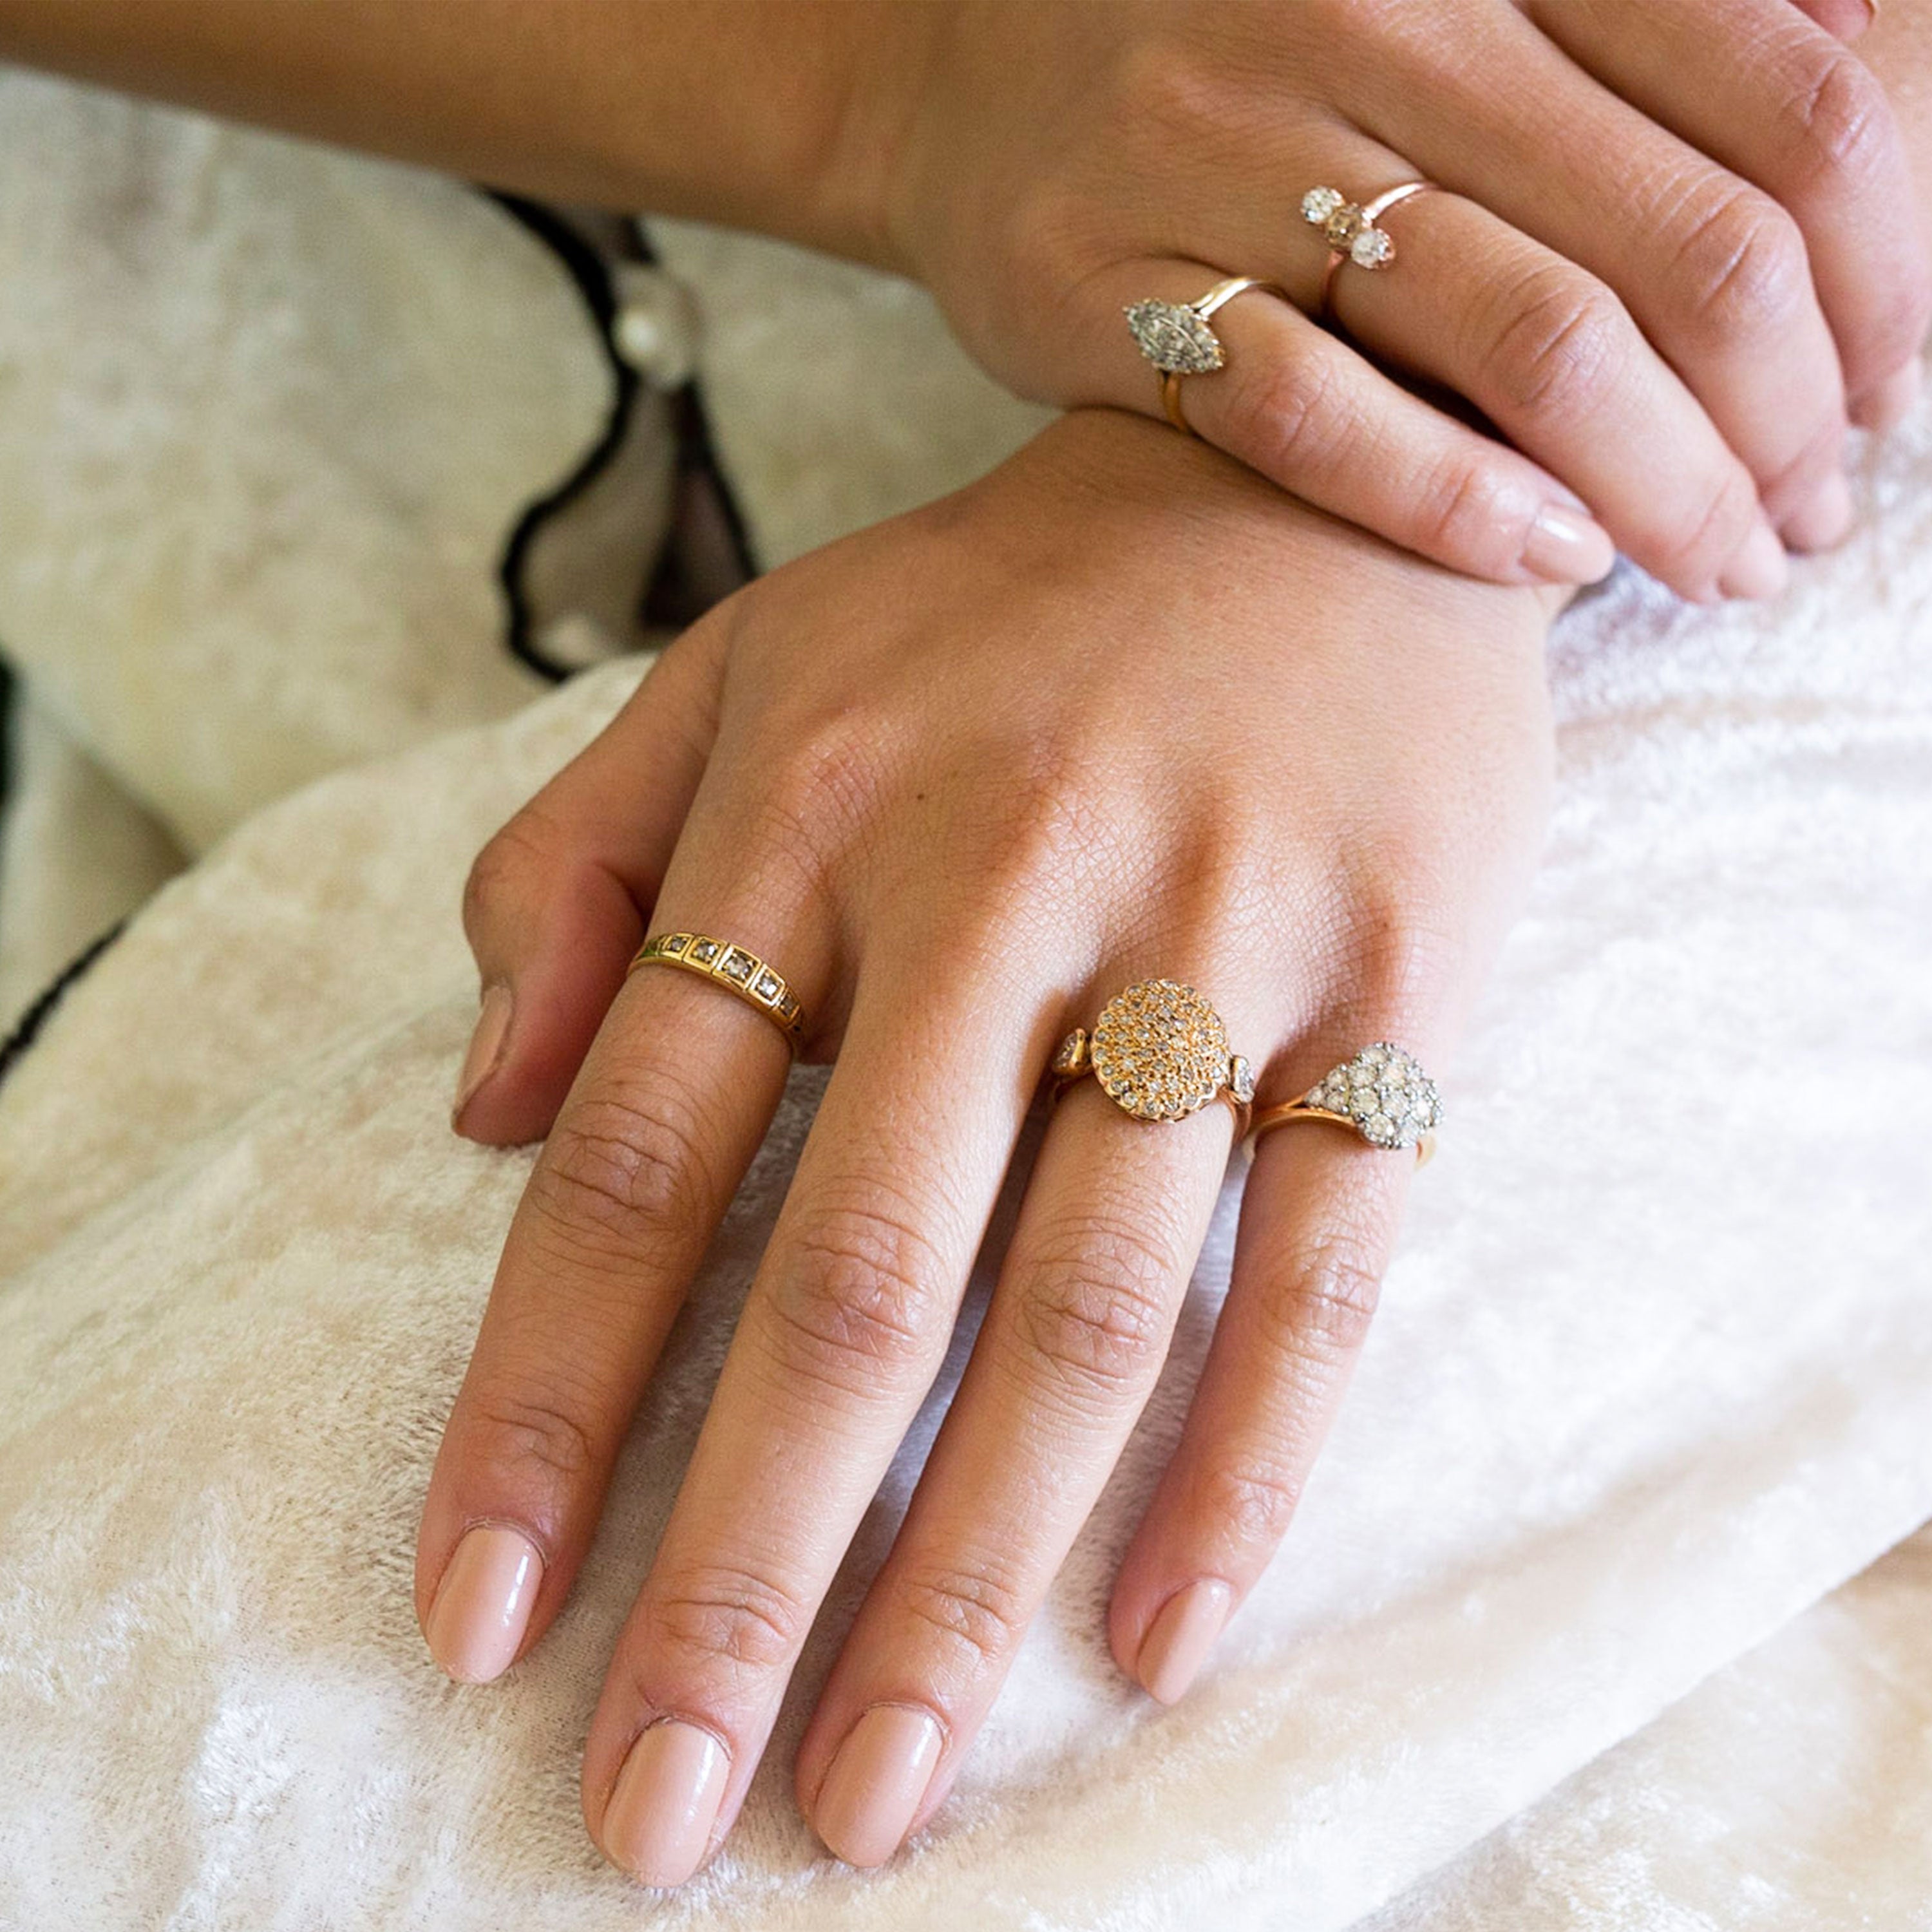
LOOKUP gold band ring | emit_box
[1245,1043,1441,1165]
[1302,182,1436,322]
[1048,978,1256,1133]
[627,931,808,1054]
[1124,277,1291,438]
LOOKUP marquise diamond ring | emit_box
[1124,276,1289,437]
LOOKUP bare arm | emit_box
[0,0,904,263]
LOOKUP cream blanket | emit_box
[2,84,1930,1932]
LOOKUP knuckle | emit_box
[1014,1215,1182,1400]
[645,1560,808,1675]
[1406,456,1524,577]
[1233,346,1352,488]
[466,1387,600,1490]
[1269,1233,1385,1358]
[1654,461,1761,585]
[893,1556,1029,1675]
[1307,881,1456,1020]
[1666,186,1809,346]
[762,1200,952,1393]
[461,811,554,942]
[1196,1457,1304,1551]
[1785,48,1891,191]
[1481,265,1630,428]
[750,717,888,863]
[529,1088,710,1254]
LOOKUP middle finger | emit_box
[794,973,1257,1868]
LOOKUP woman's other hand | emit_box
[848,0,1929,597]
[417,409,1556,1881]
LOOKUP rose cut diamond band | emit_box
[1050,978,1256,1133]
[1245,1043,1441,1164]
[627,930,808,1054]
[1124,276,1289,437]
[1302,180,1435,320]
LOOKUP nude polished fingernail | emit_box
[1520,503,1616,586]
[452,983,513,1126]
[1136,1577,1235,1705]
[1859,357,1921,432]
[602,1719,730,1886]
[424,1525,542,1683]
[1781,472,1855,555]
[813,1703,945,1868]
[1717,516,1789,601]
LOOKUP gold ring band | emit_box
[1048,978,1256,1133]
[626,931,808,1053]
[1124,276,1290,439]
[1303,180,1435,322]
[1245,1043,1440,1164]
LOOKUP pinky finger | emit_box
[1103,264,1616,590]
[1106,1119,1414,1704]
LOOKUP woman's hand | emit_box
[852,0,1929,598]
[416,409,1556,1882]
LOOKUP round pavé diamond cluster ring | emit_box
[1050,979,1257,1135]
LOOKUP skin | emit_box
[0,0,1926,589]
[865,0,1931,591]
[422,410,1558,1879]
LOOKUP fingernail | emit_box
[452,983,513,1125]
[1781,471,1855,555]
[1135,1577,1234,1705]
[813,1703,945,1868]
[1716,515,1789,601]
[1520,503,1616,586]
[424,1525,542,1683]
[601,1719,731,1887]
[1855,357,1921,432]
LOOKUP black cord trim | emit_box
[667,366,759,587]
[0,920,125,1095]
[483,190,642,685]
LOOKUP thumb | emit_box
[451,619,726,1145]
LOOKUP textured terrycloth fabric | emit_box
[2,75,1930,1932]
[1367,1524,1932,1930]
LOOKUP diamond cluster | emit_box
[1090,979,1233,1122]
[1305,1043,1441,1150]
[1124,299,1226,375]
[1301,187,1397,269]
